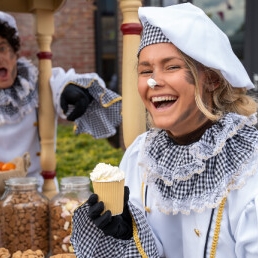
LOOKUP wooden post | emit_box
[34,9,58,199]
[120,0,146,148]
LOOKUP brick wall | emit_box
[11,0,96,73]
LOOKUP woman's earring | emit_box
[147,75,157,89]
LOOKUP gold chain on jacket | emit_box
[210,197,227,258]
[132,216,148,258]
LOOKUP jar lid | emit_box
[60,176,90,189]
[5,177,38,186]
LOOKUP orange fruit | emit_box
[0,161,4,170]
[1,162,16,171]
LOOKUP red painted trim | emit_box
[37,52,53,60]
[120,23,142,35]
[41,170,56,179]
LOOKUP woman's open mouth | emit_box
[151,96,177,109]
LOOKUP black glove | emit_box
[88,186,133,240]
[60,83,93,121]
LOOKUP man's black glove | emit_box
[88,186,133,240]
[60,83,93,121]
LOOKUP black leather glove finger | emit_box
[60,83,93,121]
[93,210,112,229]
[66,98,88,121]
[121,186,131,224]
[87,193,98,206]
[88,194,105,220]
[124,186,130,203]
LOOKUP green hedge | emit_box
[55,123,125,184]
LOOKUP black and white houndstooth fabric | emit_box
[71,201,159,258]
[138,22,170,56]
[141,113,258,215]
[0,57,38,125]
[65,77,122,139]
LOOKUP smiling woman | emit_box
[71,3,258,258]
[137,43,209,136]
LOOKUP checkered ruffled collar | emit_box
[141,113,258,215]
[0,57,38,125]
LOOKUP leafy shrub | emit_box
[56,124,125,183]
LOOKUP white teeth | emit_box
[152,96,177,102]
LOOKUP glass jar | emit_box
[49,176,92,255]
[0,177,49,256]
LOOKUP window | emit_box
[193,0,245,60]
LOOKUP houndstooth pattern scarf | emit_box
[0,57,38,125]
[140,113,258,215]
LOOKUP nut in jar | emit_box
[49,176,92,255]
[0,177,49,256]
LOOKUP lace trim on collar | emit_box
[0,57,38,124]
[140,113,258,215]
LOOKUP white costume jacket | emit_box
[71,112,258,258]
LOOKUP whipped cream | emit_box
[90,163,125,182]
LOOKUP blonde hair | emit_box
[180,51,258,121]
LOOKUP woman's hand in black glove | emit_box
[87,186,133,240]
[60,83,93,121]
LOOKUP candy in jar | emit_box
[49,176,92,255]
[0,177,49,256]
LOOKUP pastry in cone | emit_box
[90,163,125,216]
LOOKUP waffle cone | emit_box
[92,179,124,216]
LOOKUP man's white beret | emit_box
[138,3,254,89]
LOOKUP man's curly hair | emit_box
[0,20,20,53]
